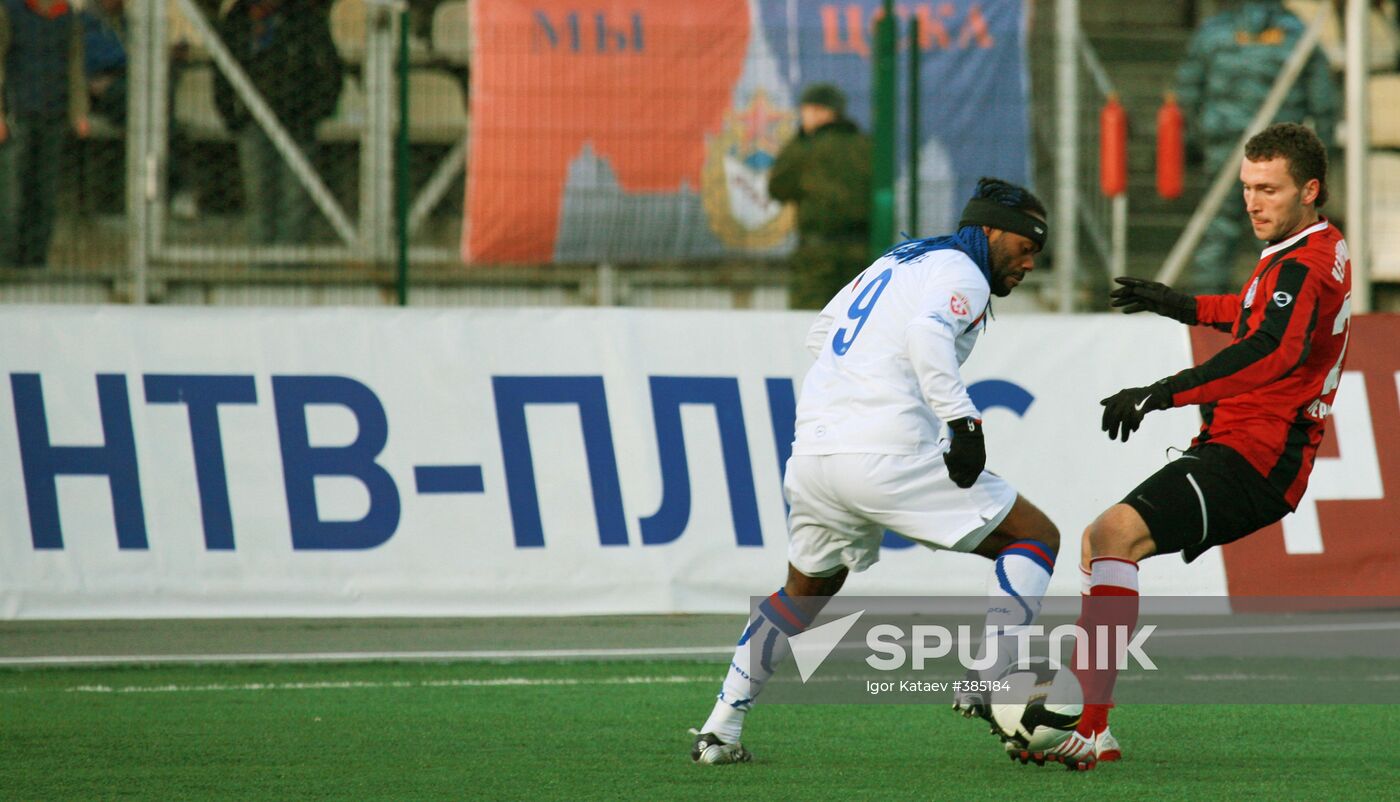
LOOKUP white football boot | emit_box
[1094,726,1122,762]
[951,669,1002,740]
[1043,729,1098,771]
[951,685,992,724]
[689,729,753,765]
[1006,726,1118,771]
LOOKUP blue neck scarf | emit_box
[885,225,992,286]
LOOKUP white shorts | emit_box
[784,451,1018,577]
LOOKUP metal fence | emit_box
[2,0,814,307]
[1026,0,1129,312]
[9,0,769,307]
[4,0,1380,310]
[136,0,468,304]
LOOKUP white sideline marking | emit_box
[1,619,1396,668]
[1147,621,1400,639]
[0,645,735,667]
[40,675,713,694]
[1180,673,1294,681]
[2,671,1392,697]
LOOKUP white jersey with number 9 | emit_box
[793,247,991,458]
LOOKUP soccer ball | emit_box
[989,658,1083,752]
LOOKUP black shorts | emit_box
[1121,444,1293,563]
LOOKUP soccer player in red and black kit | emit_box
[1041,123,1352,770]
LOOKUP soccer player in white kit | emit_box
[692,177,1063,765]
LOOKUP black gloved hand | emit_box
[1100,384,1172,443]
[943,417,985,488]
[1109,276,1198,325]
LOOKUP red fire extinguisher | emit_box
[1100,93,1128,198]
[1157,92,1185,200]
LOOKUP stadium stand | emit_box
[1283,0,1398,71]
[173,64,230,141]
[430,0,470,65]
[407,69,467,143]
[7,0,1397,312]
[1370,153,1400,281]
[331,0,430,64]
[318,76,368,143]
[330,0,368,62]
[1369,72,1400,148]
[166,0,209,61]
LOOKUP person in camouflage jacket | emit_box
[1175,0,1338,294]
[768,83,872,310]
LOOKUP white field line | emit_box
[1145,621,1400,638]
[1,619,1396,668]
[1,673,876,695]
[2,671,1395,697]
[1116,674,1400,682]
[0,675,715,695]
[0,645,735,667]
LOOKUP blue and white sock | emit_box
[700,588,812,744]
[979,539,1056,678]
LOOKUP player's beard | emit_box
[988,241,1020,297]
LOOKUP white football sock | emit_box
[700,588,810,743]
[978,539,1056,678]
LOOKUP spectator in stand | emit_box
[1175,0,1338,294]
[82,0,127,124]
[214,0,342,250]
[768,83,873,310]
[0,0,90,268]
[81,0,201,218]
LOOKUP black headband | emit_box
[958,197,1048,249]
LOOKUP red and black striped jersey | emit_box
[1162,218,1351,508]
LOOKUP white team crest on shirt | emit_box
[1272,290,1293,307]
[1243,278,1259,308]
[949,292,970,317]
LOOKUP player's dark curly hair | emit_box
[973,176,1047,218]
[1245,123,1328,207]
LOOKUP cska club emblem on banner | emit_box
[701,88,795,249]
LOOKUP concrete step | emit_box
[1050,1,1214,282]
[1084,28,1193,66]
[1126,191,1205,219]
[1081,1,1194,30]
[1126,218,1190,256]
[1103,62,1186,99]
[1078,15,1208,276]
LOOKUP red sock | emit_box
[1072,564,1101,729]
[1071,557,1139,735]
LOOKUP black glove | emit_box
[943,417,985,488]
[1100,384,1172,443]
[1109,276,1198,325]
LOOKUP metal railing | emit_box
[5,1,1379,310]
[1154,3,1329,287]
[1034,0,1128,312]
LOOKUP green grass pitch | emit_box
[2,659,1396,801]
